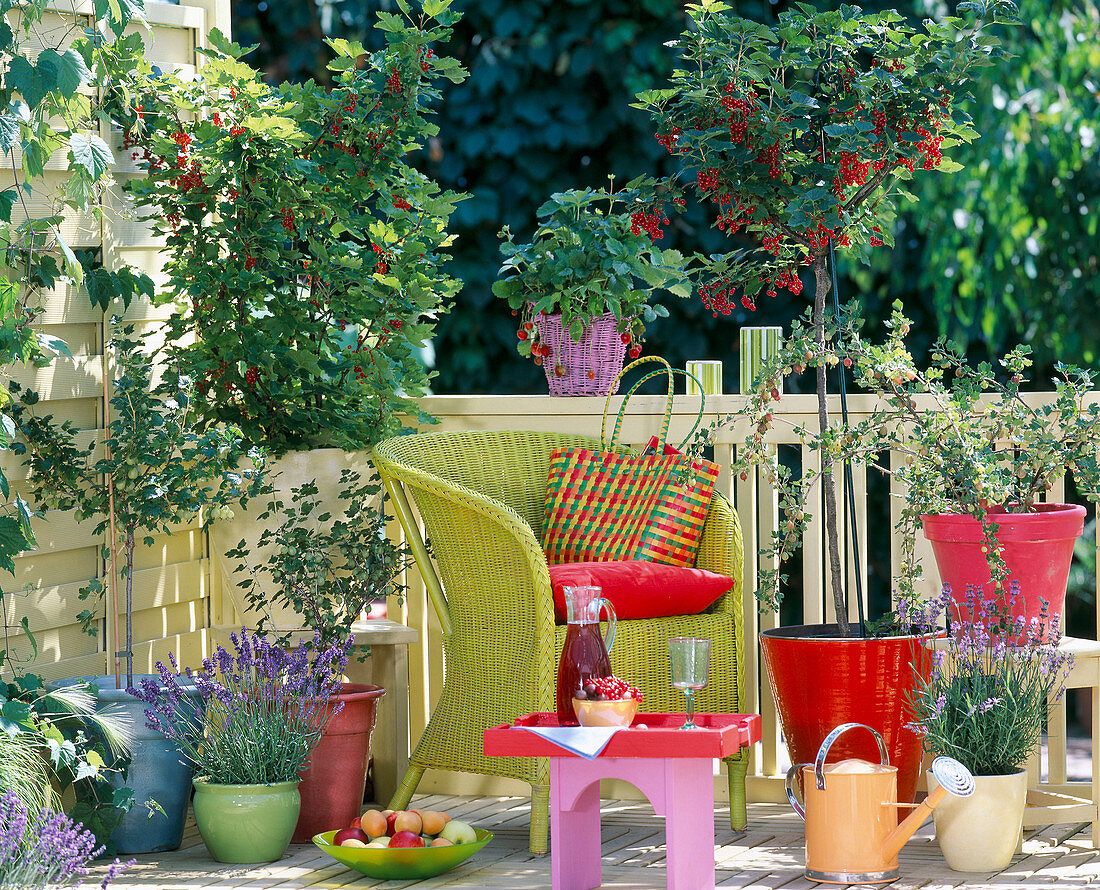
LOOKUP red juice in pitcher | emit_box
[554,586,616,725]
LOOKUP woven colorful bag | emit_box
[542,357,720,568]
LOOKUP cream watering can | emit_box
[785,722,975,884]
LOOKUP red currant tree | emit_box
[110,3,467,456]
[638,0,1016,632]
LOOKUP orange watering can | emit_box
[785,722,975,884]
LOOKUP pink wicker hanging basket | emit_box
[534,310,628,397]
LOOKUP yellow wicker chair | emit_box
[371,429,747,854]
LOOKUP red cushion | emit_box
[548,560,733,622]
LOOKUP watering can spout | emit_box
[883,757,975,861]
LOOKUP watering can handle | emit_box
[784,763,811,821]
[814,722,889,791]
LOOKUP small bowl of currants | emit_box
[572,676,644,727]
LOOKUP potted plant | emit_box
[908,583,1073,871]
[835,305,1100,640]
[492,181,691,395]
[108,1,467,621]
[639,0,1016,802]
[128,629,351,864]
[227,471,412,842]
[11,328,263,854]
[0,658,142,850]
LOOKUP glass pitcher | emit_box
[555,585,617,724]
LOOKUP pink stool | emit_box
[485,712,760,890]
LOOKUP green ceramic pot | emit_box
[192,778,301,863]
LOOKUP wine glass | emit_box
[668,637,711,729]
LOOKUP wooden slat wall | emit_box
[1,0,228,683]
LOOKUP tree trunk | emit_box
[812,255,850,636]
[125,532,135,689]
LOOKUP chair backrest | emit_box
[372,429,603,538]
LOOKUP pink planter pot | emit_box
[533,311,627,397]
[291,683,385,843]
[922,503,1085,642]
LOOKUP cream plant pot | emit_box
[210,447,376,630]
[928,769,1028,872]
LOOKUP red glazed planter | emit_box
[291,682,385,843]
[922,503,1085,643]
[759,625,932,808]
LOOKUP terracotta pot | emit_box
[929,769,1027,872]
[291,682,385,843]
[759,625,932,807]
[922,503,1085,642]
[209,447,376,629]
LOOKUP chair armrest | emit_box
[372,449,558,712]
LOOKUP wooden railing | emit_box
[391,392,1099,801]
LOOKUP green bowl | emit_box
[312,829,493,879]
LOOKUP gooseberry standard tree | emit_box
[638,0,1017,635]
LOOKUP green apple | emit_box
[440,820,476,845]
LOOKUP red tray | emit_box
[483,712,761,759]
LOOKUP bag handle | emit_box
[601,356,706,451]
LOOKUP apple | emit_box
[440,820,477,845]
[431,837,454,847]
[420,810,447,835]
[350,815,362,829]
[366,837,390,849]
[340,838,369,848]
[394,811,423,835]
[334,827,369,846]
[389,830,425,848]
[360,809,387,839]
[386,811,401,836]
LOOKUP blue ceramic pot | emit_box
[53,675,201,854]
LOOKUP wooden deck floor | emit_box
[92,794,1100,889]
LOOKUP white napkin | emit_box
[521,726,622,760]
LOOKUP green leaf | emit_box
[84,267,115,311]
[56,233,82,284]
[0,112,19,155]
[0,516,32,570]
[36,332,72,358]
[69,133,114,180]
[6,56,46,109]
[37,48,91,98]
[0,189,15,223]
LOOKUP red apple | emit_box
[350,815,362,829]
[386,811,401,836]
[389,830,425,848]
[334,827,369,846]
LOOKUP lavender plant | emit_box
[0,790,128,889]
[128,629,350,786]
[908,583,1073,776]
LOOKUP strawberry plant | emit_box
[492,181,690,367]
